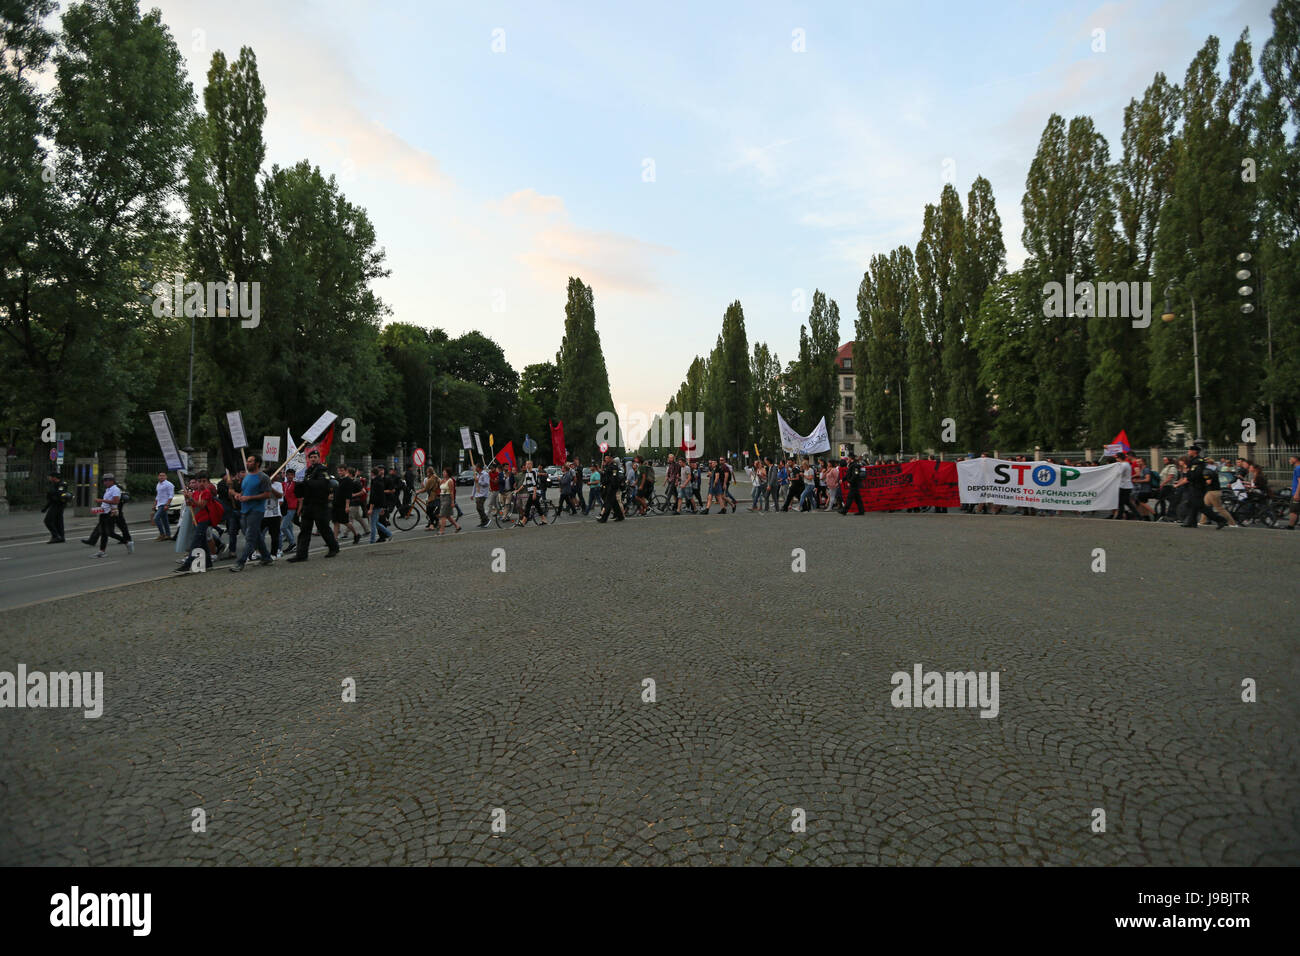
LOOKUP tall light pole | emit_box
[1161,281,1202,445]
[884,382,903,458]
[1236,251,1273,452]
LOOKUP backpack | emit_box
[206,496,225,523]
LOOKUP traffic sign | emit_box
[522,435,537,454]
[413,448,426,468]
[49,448,57,462]
[599,441,609,453]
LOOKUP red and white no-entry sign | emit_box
[413,448,426,468]
[599,441,609,453]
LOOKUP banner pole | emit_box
[268,441,310,481]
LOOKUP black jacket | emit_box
[43,480,68,512]
[296,463,333,506]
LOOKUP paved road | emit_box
[1,509,1296,865]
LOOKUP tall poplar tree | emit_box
[1149,33,1257,444]
[556,277,617,458]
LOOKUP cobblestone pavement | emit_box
[1,510,1296,865]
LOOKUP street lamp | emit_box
[883,382,903,458]
[1161,280,1202,445]
[1236,251,1274,451]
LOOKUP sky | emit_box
[136,0,1276,418]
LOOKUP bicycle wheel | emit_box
[392,501,421,531]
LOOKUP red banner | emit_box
[550,420,566,466]
[845,460,960,511]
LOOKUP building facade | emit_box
[831,342,864,455]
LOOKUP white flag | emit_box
[285,427,306,477]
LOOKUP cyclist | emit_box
[515,461,548,527]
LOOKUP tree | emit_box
[556,277,616,458]
[1084,73,1178,446]
[184,46,267,434]
[750,342,782,457]
[794,290,841,435]
[916,187,962,450]
[1,0,196,443]
[1256,0,1300,444]
[1022,114,1111,447]
[948,176,1005,450]
[856,251,911,454]
[1150,32,1257,444]
[971,272,1039,449]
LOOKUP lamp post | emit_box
[884,382,903,458]
[1161,281,1202,445]
[1236,252,1273,452]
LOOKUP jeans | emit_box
[588,487,602,511]
[474,495,488,523]
[369,511,392,542]
[154,505,171,538]
[799,484,817,510]
[280,509,297,549]
[236,510,272,565]
[180,519,211,571]
[226,508,241,553]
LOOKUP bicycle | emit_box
[390,497,426,532]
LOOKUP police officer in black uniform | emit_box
[42,472,68,542]
[1175,444,1226,529]
[840,453,866,515]
[596,454,625,522]
[286,449,340,561]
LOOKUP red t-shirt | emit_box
[192,486,215,523]
[489,472,501,491]
[282,482,299,510]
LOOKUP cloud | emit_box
[498,189,675,295]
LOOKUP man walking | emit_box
[596,454,625,522]
[280,469,299,553]
[287,449,340,561]
[368,466,394,542]
[230,453,276,571]
[1175,444,1227,529]
[86,473,132,556]
[473,462,491,527]
[42,472,68,543]
[153,471,175,540]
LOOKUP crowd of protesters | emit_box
[53,442,1297,570]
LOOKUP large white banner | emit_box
[957,458,1123,511]
[777,413,832,455]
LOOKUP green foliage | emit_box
[556,277,617,459]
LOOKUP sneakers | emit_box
[324,549,340,558]
[229,563,245,572]
[94,551,106,558]
[125,540,134,554]
[259,558,275,566]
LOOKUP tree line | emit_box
[650,2,1299,457]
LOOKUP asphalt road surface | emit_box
[1,508,1296,865]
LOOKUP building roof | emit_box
[836,341,854,369]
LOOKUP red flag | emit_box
[1108,429,1131,452]
[550,420,566,466]
[494,441,516,471]
[311,423,335,461]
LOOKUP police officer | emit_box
[42,472,68,543]
[840,453,866,515]
[1175,444,1227,529]
[286,448,340,561]
[596,454,625,522]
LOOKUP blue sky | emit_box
[148,0,1275,418]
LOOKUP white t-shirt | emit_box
[1117,463,1133,490]
[155,479,174,508]
[100,484,121,515]
[265,481,283,519]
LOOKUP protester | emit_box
[586,459,603,513]
[287,449,340,561]
[175,471,216,573]
[84,474,132,557]
[280,469,299,553]
[437,467,463,534]
[154,471,175,540]
[368,465,393,543]
[42,472,68,543]
[230,453,275,571]
[596,454,625,522]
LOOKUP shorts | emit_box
[1290,498,1300,515]
[439,496,453,518]
[710,482,723,496]
[350,504,365,520]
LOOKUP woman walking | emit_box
[437,467,462,534]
